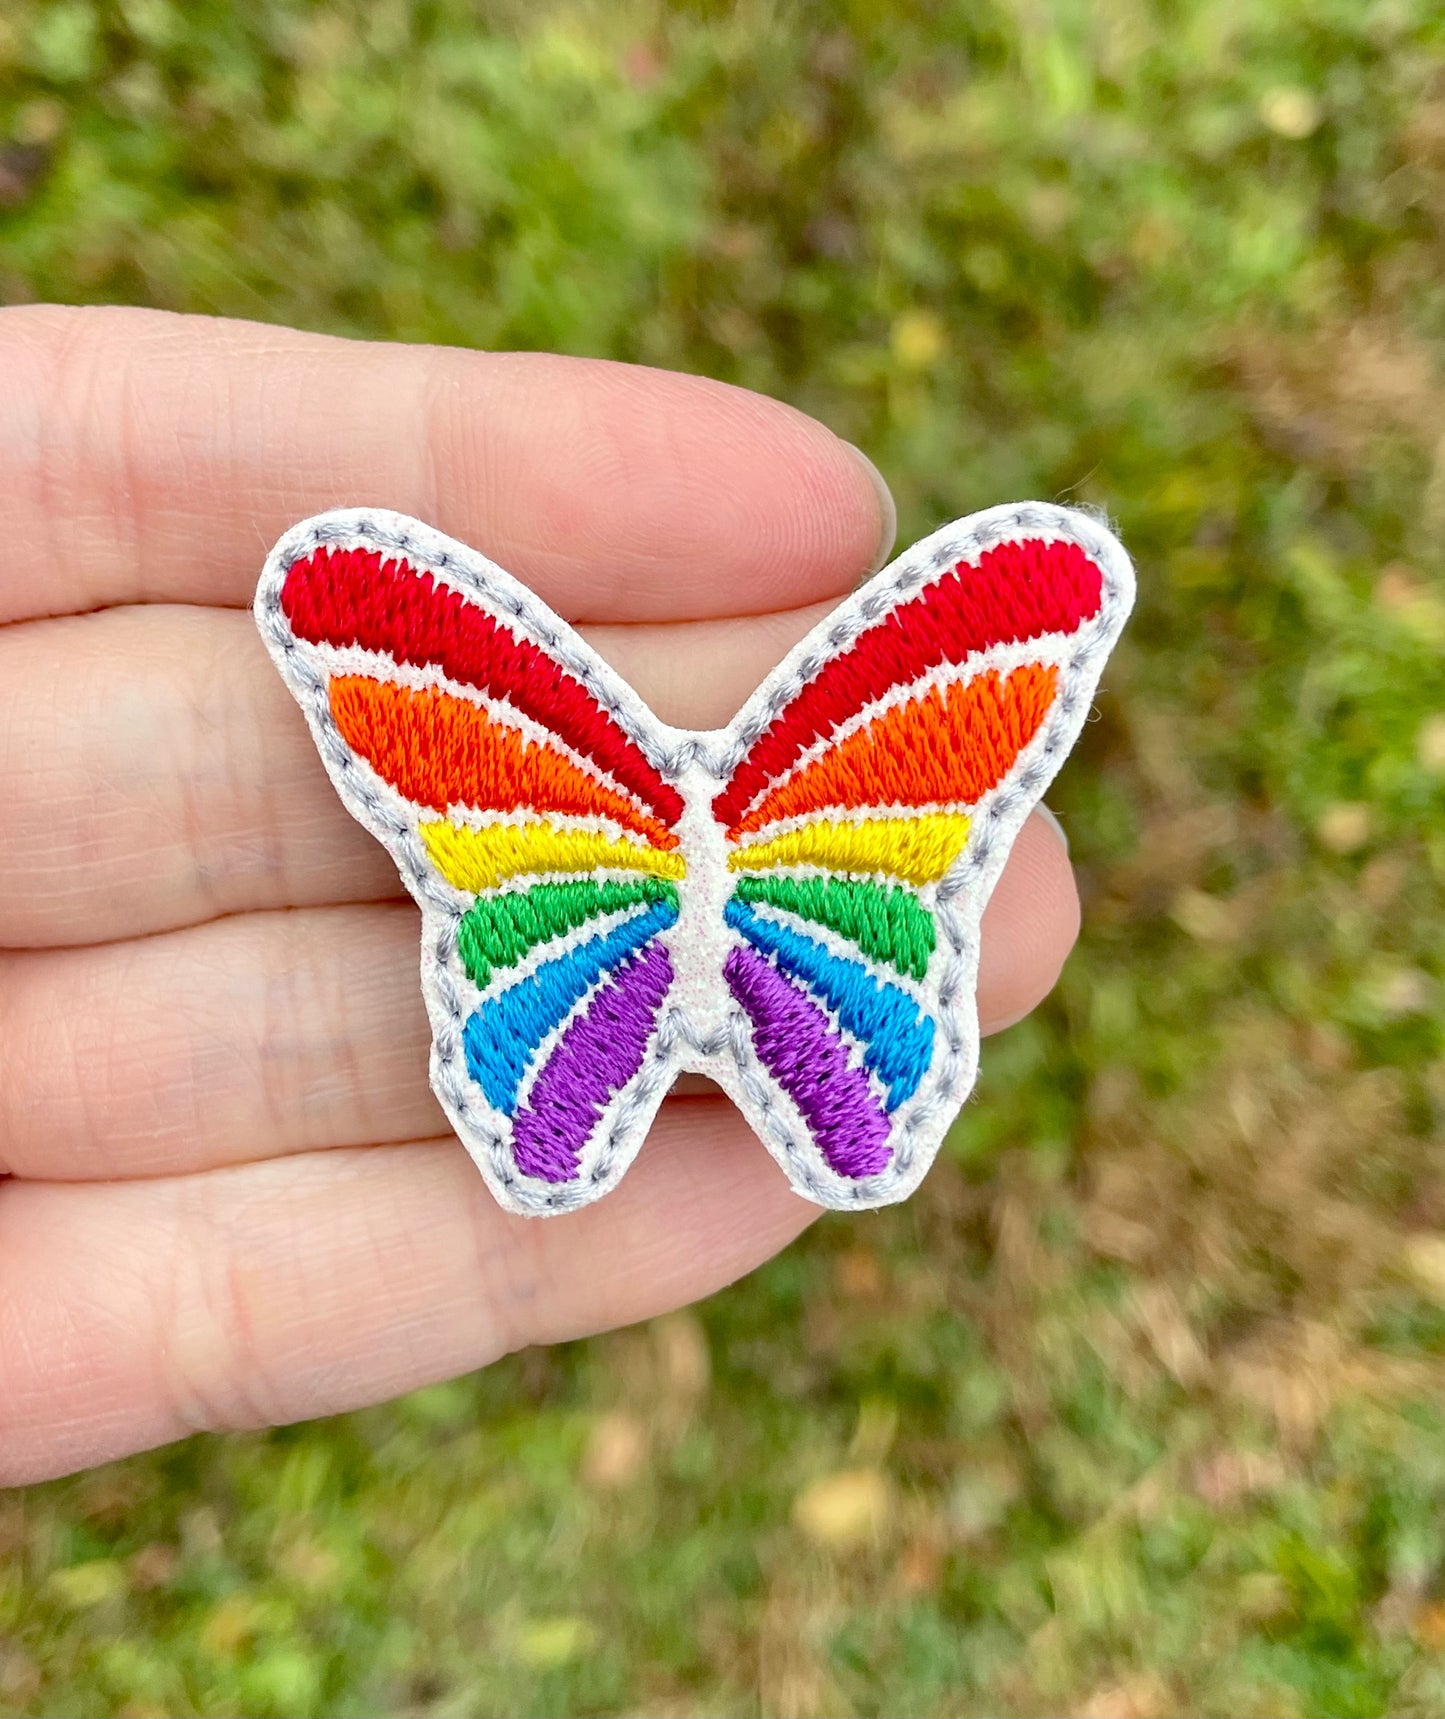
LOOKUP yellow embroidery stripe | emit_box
[727,812,972,887]
[422,818,687,894]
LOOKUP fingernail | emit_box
[1034,802,1070,856]
[842,441,897,577]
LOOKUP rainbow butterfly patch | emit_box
[256,502,1133,1215]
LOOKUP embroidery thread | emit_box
[255,500,1134,1216]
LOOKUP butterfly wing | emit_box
[255,508,687,1215]
[710,501,1134,1209]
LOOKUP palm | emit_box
[0,307,1078,1484]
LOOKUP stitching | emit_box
[512,939,674,1183]
[329,674,680,848]
[281,541,686,825]
[457,877,677,989]
[684,510,1133,1210]
[255,500,1135,1215]
[727,811,973,886]
[462,897,677,1114]
[304,636,667,830]
[723,943,894,1179]
[275,524,696,782]
[712,533,1105,826]
[421,817,686,894]
[695,503,1129,780]
[730,663,1058,837]
[724,898,933,1109]
[730,873,935,981]
[733,629,1083,819]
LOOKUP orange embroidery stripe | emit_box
[330,676,679,850]
[730,663,1059,838]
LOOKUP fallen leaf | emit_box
[1402,1233,1445,1302]
[1417,714,1445,774]
[894,1536,944,1595]
[1316,802,1372,854]
[891,309,947,372]
[1170,886,1240,944]
[1414,1600,1445,1650]
[651,1311,710,1401]
[128,1543,181,1593]
[1074,1672,1173,1718]
[201,1593,266,1656]
[835,1248,885,1298]
[1192,1448,1288,1508]
[1259,87,1322,139]
[45,1560,127,1610]
[582,1410,649,1490]
[515,1615,599,1667]
[793,1468,894,1550]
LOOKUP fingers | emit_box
[0,305,888,626]
[583,599,836,732]
[0,1112,817,1485]
[975,811,1080,1032]
[0,904,440,1180]
[0,607,398,946]
[0,601,845,945]
[1,817,1079,1183]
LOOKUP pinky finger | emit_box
[0,1106,814,1486]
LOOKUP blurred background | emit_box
[1,2,1442,1715]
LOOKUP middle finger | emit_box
[0,599,836,946]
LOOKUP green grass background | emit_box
[2,2,1444,1714]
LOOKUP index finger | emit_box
[0,305,891,626]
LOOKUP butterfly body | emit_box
[257,501,1133,1215]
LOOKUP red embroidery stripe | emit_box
[282,546,684,827]
[714,537,1102,828]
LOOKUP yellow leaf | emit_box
[1417,714,1445,774]
[581,1411,648,1490]
[651,1310,710,1400]
[1402,1233,1445,1302]
[1315,802,1371,854]
[793,1467,893,1550]
[515,1616,599,1667]
[201,1593,268,1656]
[1259,87,1321,139]
[890,309,947,373]
[45,1560,127,1609]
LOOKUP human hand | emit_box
[0,307,1080,1483]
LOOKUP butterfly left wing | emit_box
[707,502,1134,1209]
[255,508,689,1215]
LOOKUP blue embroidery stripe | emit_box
[463,898,677,1115]
[723,898,933,1110]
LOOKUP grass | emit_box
[2,1,1444,1713]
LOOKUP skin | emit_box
[0,306,1081,1485]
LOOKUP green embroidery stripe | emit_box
[457,877,679,989]
[731,873,935,981]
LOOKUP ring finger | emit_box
[0,815,1077,1182]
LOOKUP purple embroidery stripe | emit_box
[512,939,674,1184]
[724,944,893,1180]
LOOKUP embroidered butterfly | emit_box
[256,501,1133,1215]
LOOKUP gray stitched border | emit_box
[254,500,1134,1216]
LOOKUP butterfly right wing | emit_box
[709,502,1134,1209]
